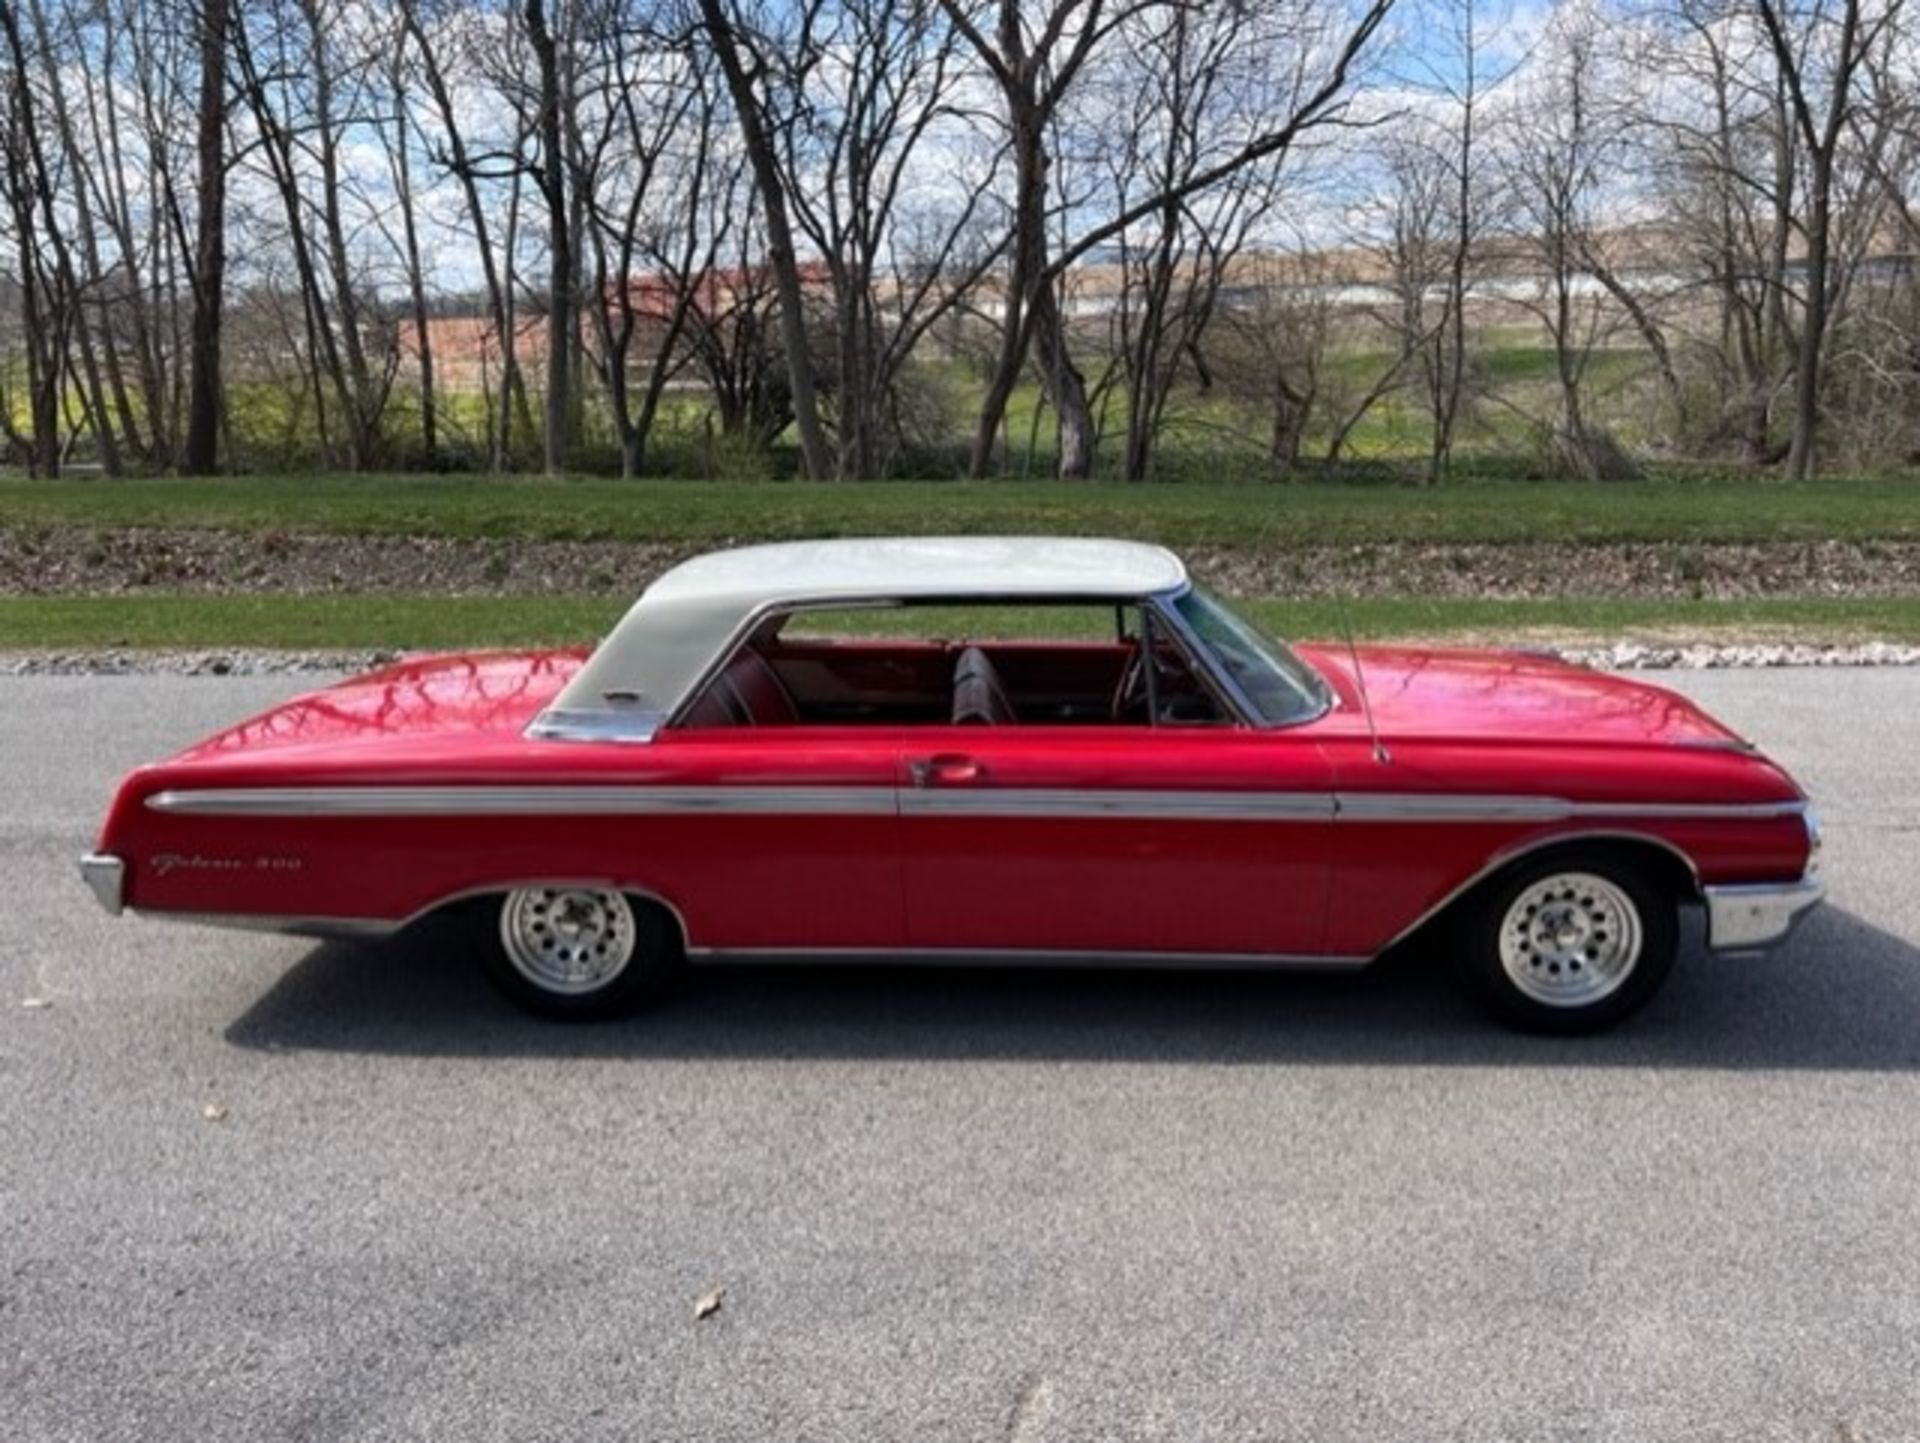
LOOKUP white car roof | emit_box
[648,535,1186,605]
[537,536,1188,736]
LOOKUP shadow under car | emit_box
[218,906,1920,1072]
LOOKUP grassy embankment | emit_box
[8,472,1920,543]
[2,473,1918,649]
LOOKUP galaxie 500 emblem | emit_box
[150,852,303,877]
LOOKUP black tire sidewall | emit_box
[1460,851,1679,1034]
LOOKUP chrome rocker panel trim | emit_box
[682,947,1370,970]
[1703,877,1826,953]
[131,911,398,940]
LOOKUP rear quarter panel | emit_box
[97,729,906,948]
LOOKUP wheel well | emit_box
[1397,834,1701,952]
[414,883,690,950]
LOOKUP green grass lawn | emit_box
[5,593,1917,651]
[4,472,1919,546]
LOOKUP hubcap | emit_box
[499,887,638,995]
[1497,872,1643,1008]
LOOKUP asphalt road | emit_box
[3,670,1917,1442]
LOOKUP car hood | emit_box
[167,649,589,764]
[1296,644,1749,748]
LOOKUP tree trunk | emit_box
[182,0,227,475]
[698,0,833,481]
[23,0,124,474]
[1029,284,1094,478]
[1271,373,1310,469]
[1785,156,1831,480]
[964,106,1049,480]
[524,0,572,477]
[402,0,524,470]
[307,2,377,469]
[388,61,436,465]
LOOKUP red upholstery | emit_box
[726,647,799,724]
[680,647,799,728]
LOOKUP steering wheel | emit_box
[1111,639,1175,722]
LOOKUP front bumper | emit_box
[80,853,125,915]
[1703,877,1825,953]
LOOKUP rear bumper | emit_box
[1703,877,1824,953]
[80,853,125,915]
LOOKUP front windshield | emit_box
[1169,586,1329,725]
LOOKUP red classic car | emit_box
[81,537,1822,1031]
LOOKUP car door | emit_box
[896,725,1338,957]
[631,723,908,953]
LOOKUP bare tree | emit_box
[1495,1,1643,476]
[1325,133,1451,465]
[0,0,62,473]
[1209,249,1333,471]
[570,1,738,477]
[1752,0,1905,477]
[522,0,576,475]
[182,0,228,473]
[696,0,835,480]
[381,17,438,465]
[400,0,533,469]
[943,0,1394,478]
[1095,2,1299,480]
[771,0,1005,478]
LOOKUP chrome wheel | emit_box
[1497,871,1643,1008]
[498,887,638,996]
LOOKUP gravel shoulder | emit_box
[8,639,1920,677]
[8,526,1920,601]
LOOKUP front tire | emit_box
[1458,852,1678,1034]
[480,887,682,1020]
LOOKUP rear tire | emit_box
[1456,850,1678,1034]
[478,887,683,1021]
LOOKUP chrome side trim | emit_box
[1703,878,1826,953]
[143,784,1806,825]
[1549,799,1809,820]
[1337,794,1567,822]
[146,786,898,818]
[683,946,1372,971]
[1368,828,1708,956]
[900,789,1333,821]
[1335,794,1808,823]
[80,853,126,915]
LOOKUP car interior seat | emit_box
[951,646,1017,725]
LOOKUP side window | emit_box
[677,603,1228,730]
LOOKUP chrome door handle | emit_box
[909,754,984,787]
